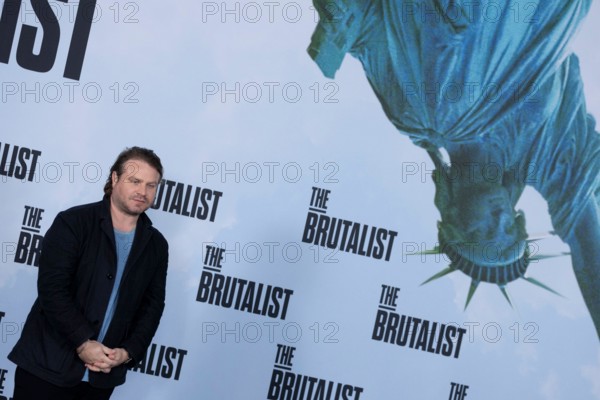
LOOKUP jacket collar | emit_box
[99,195,154,271]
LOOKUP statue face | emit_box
[441,182,526,266]
[457,185,516,243]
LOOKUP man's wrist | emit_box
[122,348,132,364]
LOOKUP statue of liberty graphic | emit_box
[308,0,600,338]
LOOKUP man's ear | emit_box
[112,171,118,185]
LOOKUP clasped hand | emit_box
[77,340,129,373]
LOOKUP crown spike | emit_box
[498,285,513,308]
[420,265,456,286]
[526,231,557,242]
[522,276,564,297]
[464,280,480,310]
[529,252,570,262]
[407,246,441,256]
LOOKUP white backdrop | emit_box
[1,1,600,399]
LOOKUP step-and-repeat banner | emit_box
[1,1,599,399]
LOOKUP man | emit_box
[8,147,169,399]
[308,0,600,337]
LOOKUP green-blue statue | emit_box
[309,0,600,338]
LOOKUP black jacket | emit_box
[8,196,169,388]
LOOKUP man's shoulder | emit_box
[42,200,106,242]
[52,199,107,230]
[63,199,104,213]
[58,199,105,219]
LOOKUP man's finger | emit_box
[86,363,101,372]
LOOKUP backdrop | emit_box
[1,1,599,399]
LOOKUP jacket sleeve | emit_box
[121,237,169,362]
[37,212,95,349]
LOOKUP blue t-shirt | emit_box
[83,228,134,381]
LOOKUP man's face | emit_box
[110,159,160,216]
